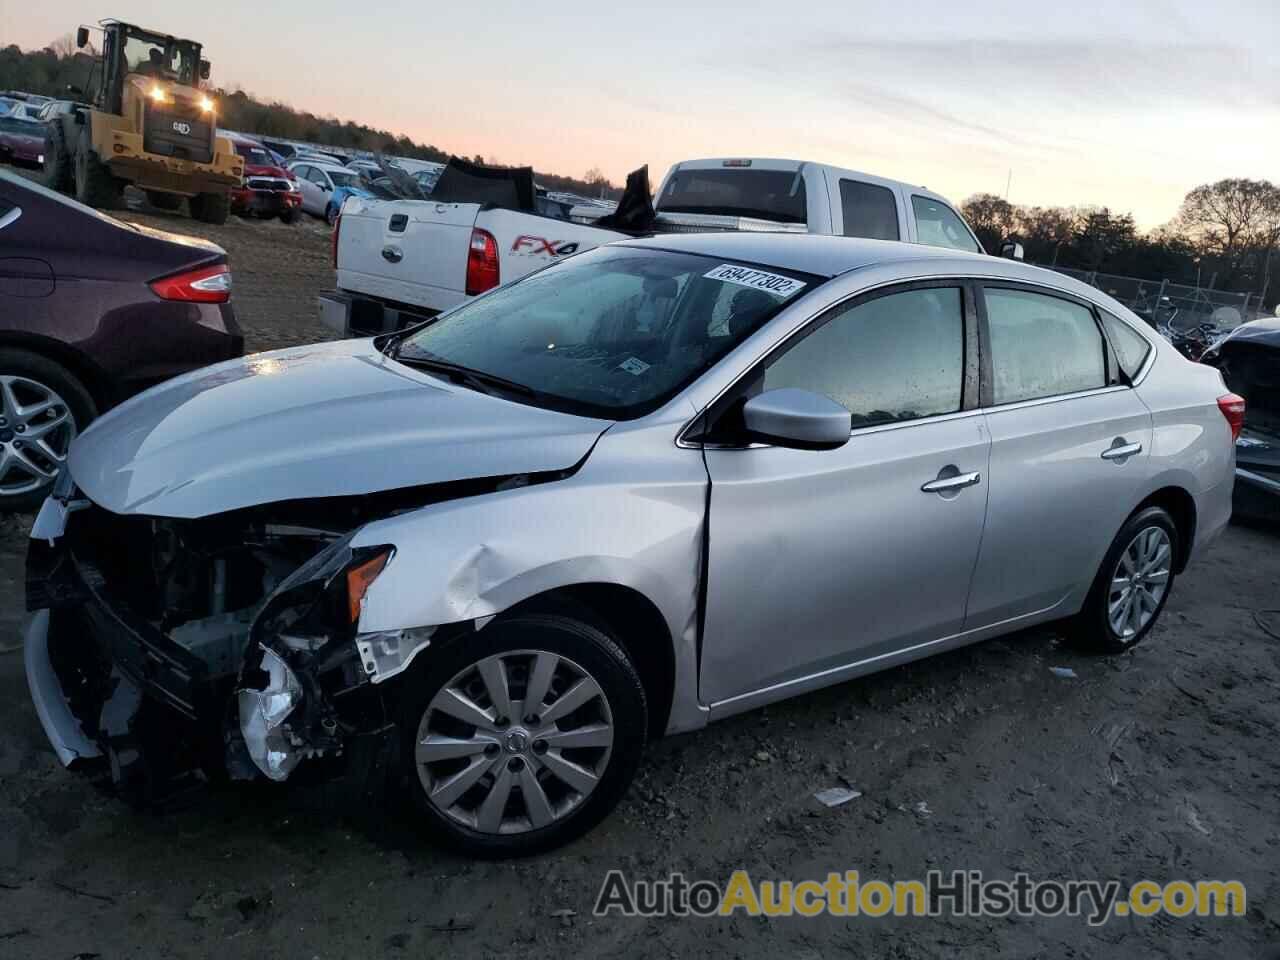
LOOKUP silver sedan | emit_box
[26,234,1239,857]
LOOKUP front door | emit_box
[699,283,990,706]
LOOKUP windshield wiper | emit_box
[390,351,537,400]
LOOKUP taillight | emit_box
[149,263,231,303]
[1217,393,1245,441]
[331,210,341,269]
[465,227,500,296]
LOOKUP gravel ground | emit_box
[0,202,1278,959]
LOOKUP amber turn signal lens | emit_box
[347,550,391,623]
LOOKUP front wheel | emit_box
[279,207,299,225]
[1063,506,1179,654]
[401,613,647,858]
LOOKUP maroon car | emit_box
[0,169,243,509]
[0,115,44,168]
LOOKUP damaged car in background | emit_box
[26,234,1238,857]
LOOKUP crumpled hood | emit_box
[68,339,611,518]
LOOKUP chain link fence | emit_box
[1048,267,1254,331]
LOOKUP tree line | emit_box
[961,180,1280,306]
[0,42,622,199]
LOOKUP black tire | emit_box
[189,191,230,225]
[73,127,123,210]
[0,348,97,513]
[399,613,647,858]
[42,123,72,192]
[278,207,299,225]
[1062,506,1179,654]
[145,190,183,212]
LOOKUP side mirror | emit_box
[199,60,211,80]
[741,388,850,451]
[999,240,1025,261]
[76,27,89,49]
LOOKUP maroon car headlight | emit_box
[150,263,232,304]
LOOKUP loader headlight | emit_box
[149,85,169,104]
[199,95,215,113]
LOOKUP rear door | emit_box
[699,281,989,707]
[965,283,1153,628]
[336,198,479,313]
[830,174,907,242]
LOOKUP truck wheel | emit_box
[189,192,230,225]
[279,208,299,225]
[74,129,123,210]
[145,190,184,212]
[0,348,97,513]
[42,124,72,193]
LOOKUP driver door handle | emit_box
[920,471,982,493]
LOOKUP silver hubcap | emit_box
[1108,526,1172,639]
[416,649,614,835]
[0,375,75,497]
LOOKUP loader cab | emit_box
[78,21,206,115]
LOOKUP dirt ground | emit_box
[1,202,1278,959]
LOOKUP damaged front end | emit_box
[24,484,439,806]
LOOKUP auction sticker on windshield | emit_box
[704,265,807,298]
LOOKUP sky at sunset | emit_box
[4,0,1277,227]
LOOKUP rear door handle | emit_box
[921,471,982,493]
[1101,441,1143,461]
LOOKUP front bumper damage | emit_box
[22,491,426,807]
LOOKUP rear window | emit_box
[840,179,900,240]
[657,168,807,224]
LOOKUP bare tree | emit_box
[1174,178,1280,285]
[47,33,77,58]
[960,193,1017,252]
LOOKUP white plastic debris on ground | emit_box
[814,786,862,807]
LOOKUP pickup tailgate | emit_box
[337,197,480,313]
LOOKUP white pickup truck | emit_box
[320,157,987,336]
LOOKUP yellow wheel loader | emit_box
[44,20,243,223]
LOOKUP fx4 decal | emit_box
[511,235,580,257]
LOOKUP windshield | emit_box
[395,246,819,419]
[658,168,807,224]
[236,144,274,166]
[329,170,361,188]
[122,29,200,85]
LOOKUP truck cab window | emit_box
[839,180,899,241]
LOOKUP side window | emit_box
[839,180,900,241]
[985,288,1106,404]
[292,165,311,181]
[911,196,980,253]
[763,287,964,428]
[311,169,332,188]
[1100,310,1153,382]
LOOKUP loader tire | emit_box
[42,123,72,193]
[73,129,123,210]
[189,191,229,225]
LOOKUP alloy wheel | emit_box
[1107,525,1172,638]
[0,375,76,497]
[415,649,614,835]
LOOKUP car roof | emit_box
[612,232,1131,312]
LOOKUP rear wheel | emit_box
[0,349,96,512]
[73,129,123,210]
[401,613,647,857]
[145,190,183,212]
[189,191,230,225]
[1063,506,1178,654]
[42,123,72,192]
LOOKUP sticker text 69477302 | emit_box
[704,265,807,298]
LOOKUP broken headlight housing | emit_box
[236,533,394,780]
